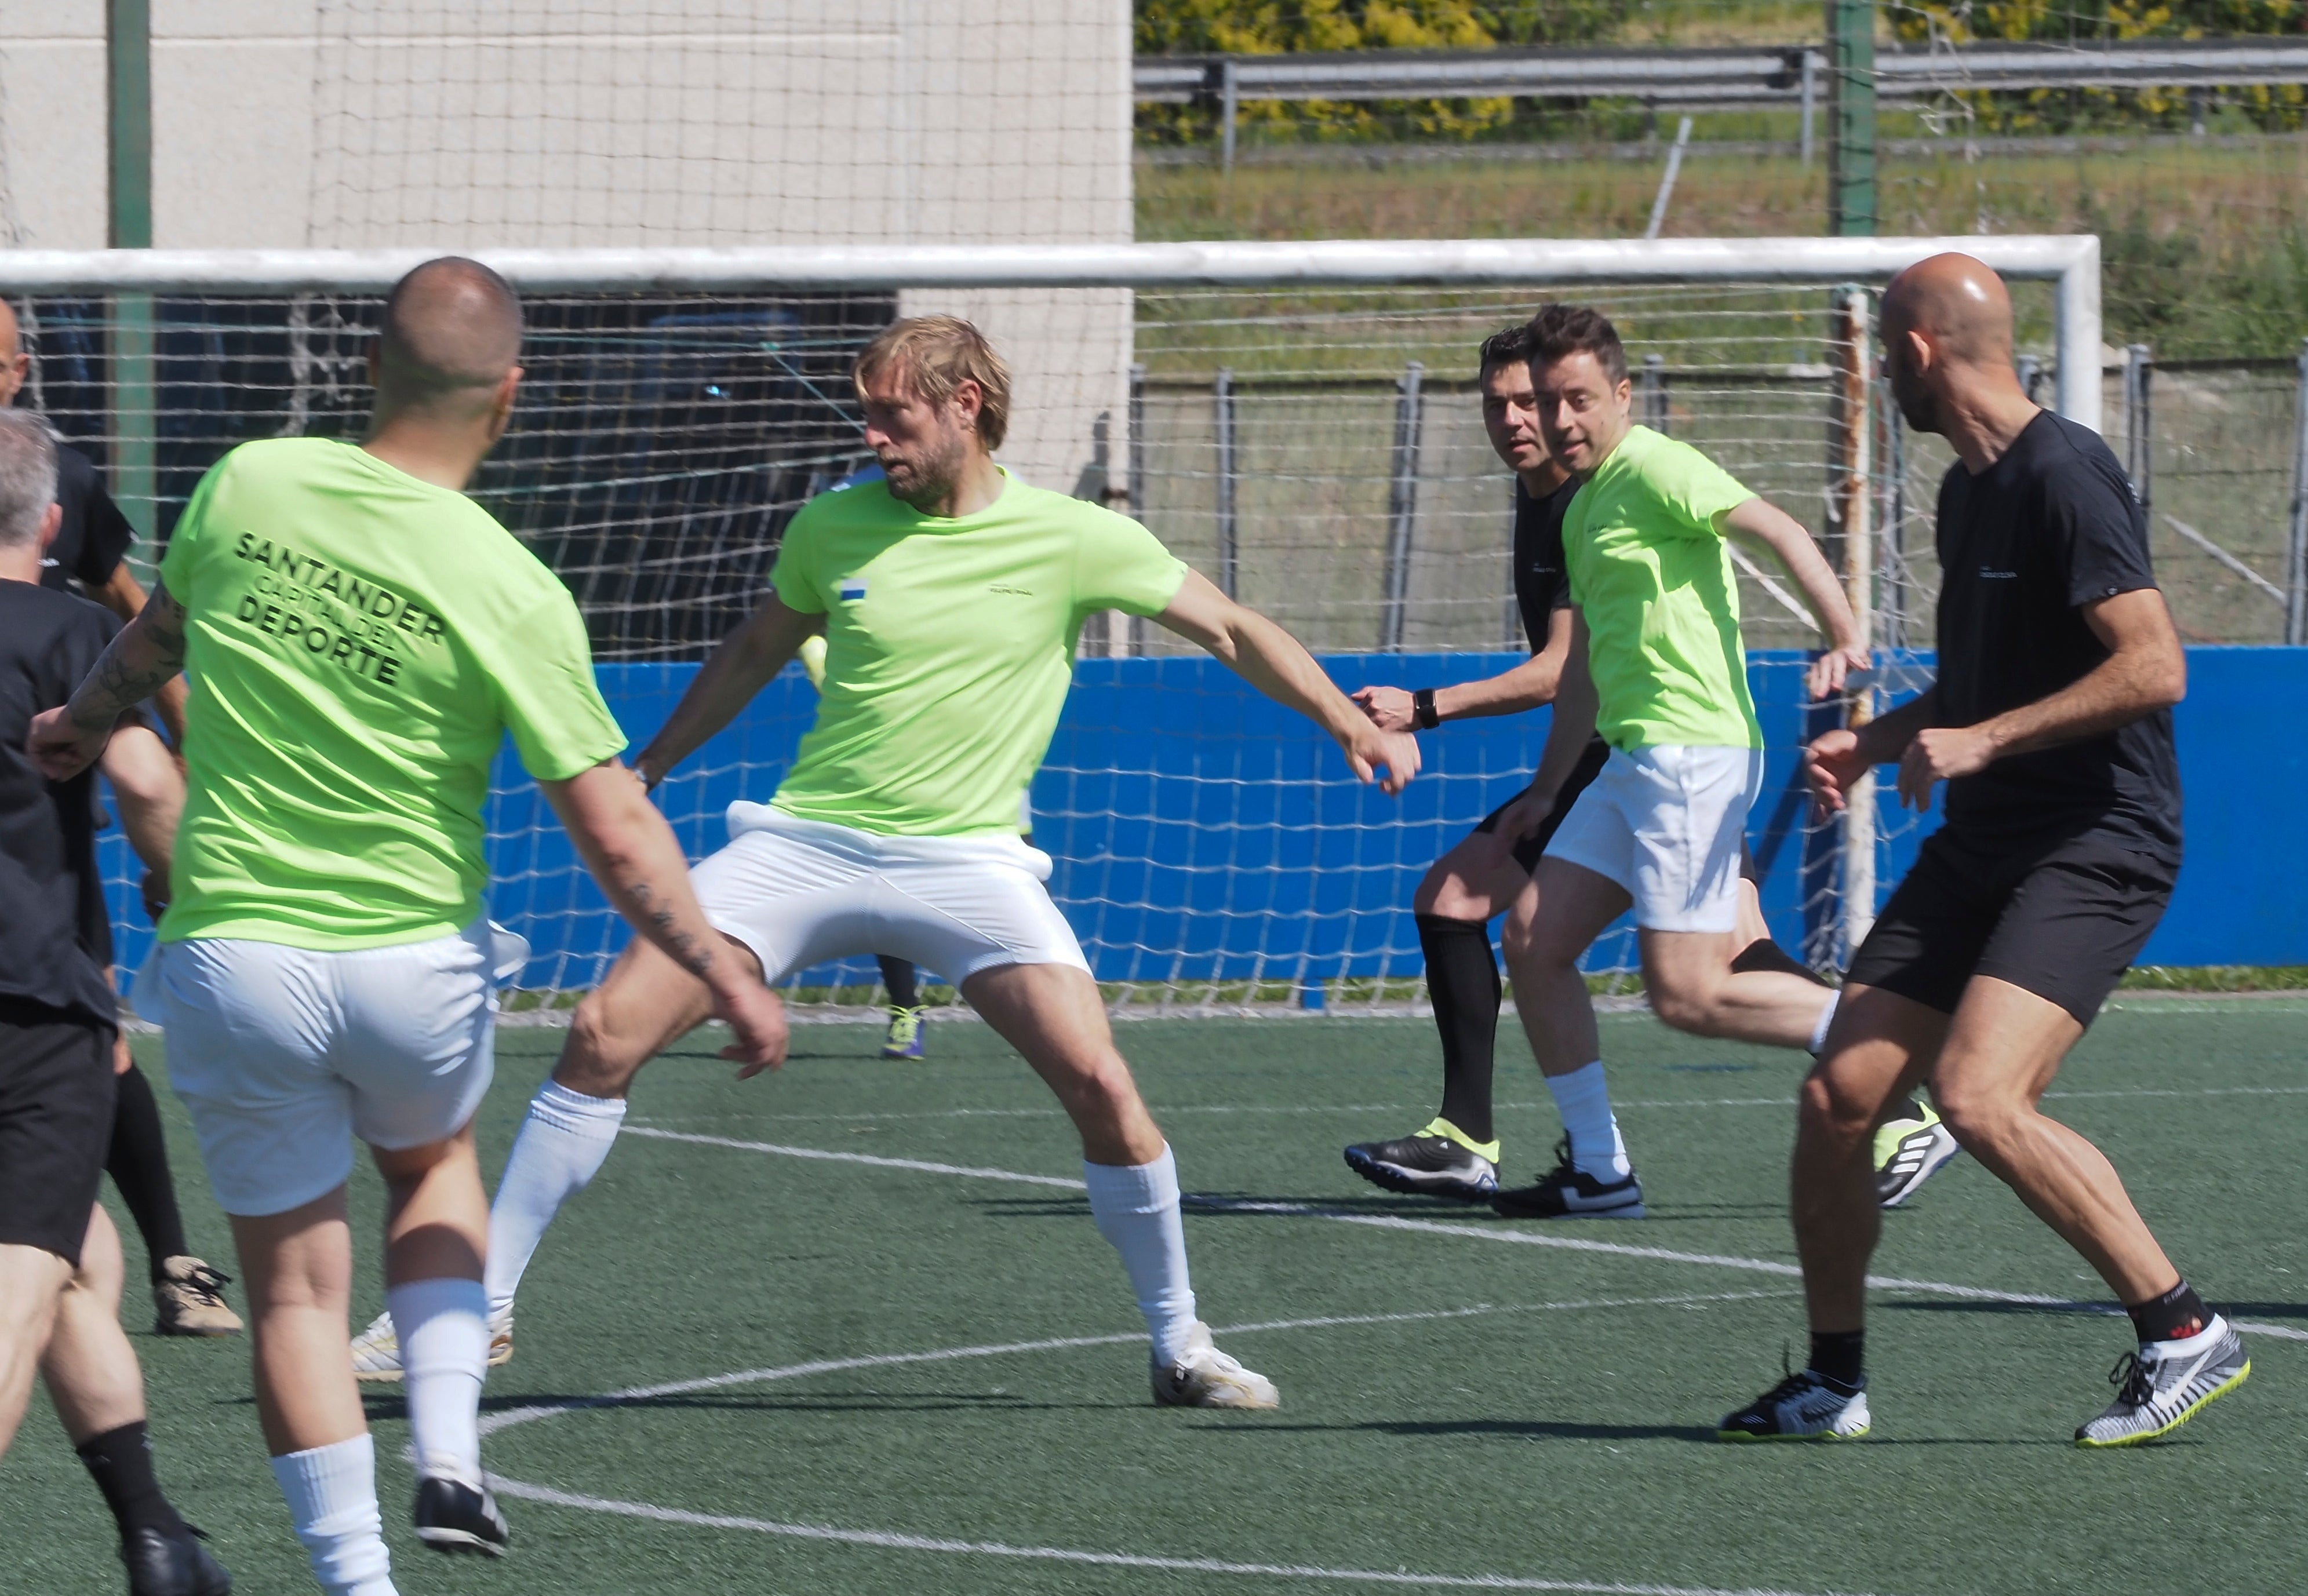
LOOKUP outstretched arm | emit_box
[1721,498,1869,699]
[27,582,190,782]
[1153,569,1421,795]
[634,595,824,789]
[1354,606,1573,731]
[541,760,788,1072]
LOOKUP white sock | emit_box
[268,1434,396,1596]
[388,1277,487,1487]
[1808,989,1841,1056]
[1082,1145,1197,1367]
[484,1080,627,1317]
[1546,1061,1630,1179]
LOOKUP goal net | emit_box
[15,238,2098,1013]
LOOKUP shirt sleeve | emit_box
[71,478,137,589]
[1643,438,1754,538]
[2048,459,2158,608]
[157,462,220,606]
[1074,506,1190,618]
[483,592,631,783]
[769,503,827,614]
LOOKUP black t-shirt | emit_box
[0,580,121,1029]
[39,442,137,597]
[1932,410,2182,859]
[1511,477,1581,653]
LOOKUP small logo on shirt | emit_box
[838,578,868,602]
[989,584,1032,596]
[1976,568,2018,580]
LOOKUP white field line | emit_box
[489,1477,1869,1596]
[620,1126,2308,1344]
[486,1477,1872,1596]
[626,1080,2308,1127]
[479,1290,1789,1440]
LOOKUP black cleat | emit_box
[1343,1118,1499,1201]
[414,1477,509,1558]
[1491,1137,1644,1219]
[1719,1368,1871,1441]
[121,1524,232,1595]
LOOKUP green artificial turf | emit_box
[8,999,2306,1595]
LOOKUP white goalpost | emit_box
[5,236,2101,1012]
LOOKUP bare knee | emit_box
[1797,1070,1879,1153]
[1647,970,1724,1036]
[63,1211,125,1314]
[1931,1079,2025,1154]
[558,991,655,1098]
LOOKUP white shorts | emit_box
[143,919,496,1218]
[1542,745,1764,934]
[695,804,1090,986]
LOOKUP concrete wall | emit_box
[0,0,1133,493]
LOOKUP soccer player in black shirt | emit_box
[1343,323,1816,1201]
[0,410,229,1591]
[0,298,235,1339]
[1721,254,2245,1446]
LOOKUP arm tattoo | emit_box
[68,581,190,728]
[625,879,716,980]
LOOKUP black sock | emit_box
[2128,1279,2209,1344]
[77,1422,186,1540]
[1808,1330,1865,1388]
[105,1063,189,1280]
[1419,914,1501,1146]
[1731,938,1829,986]
[877,956,919,1011]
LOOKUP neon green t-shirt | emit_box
[158,438,629,949]
[769,470,1189,836]
[1563,425,1763,750]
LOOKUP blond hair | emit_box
[853,316,1011,450]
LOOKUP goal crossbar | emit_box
[0,235,2105,431]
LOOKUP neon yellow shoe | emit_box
[1874,1097,1961,1208]
[880,1005,927,1060]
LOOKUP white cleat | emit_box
[351,1303,515,1383]
[1152,1321,1280,1410]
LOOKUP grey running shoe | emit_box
[2074,1316,2249,1448]
[1152,1321,1280,1410]
[1719,1367,1872,1442]
[1343,1118,1499,1201]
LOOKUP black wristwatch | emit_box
[1412,688,1441,730]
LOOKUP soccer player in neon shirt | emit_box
[34,258,785,1592]
[1481,303,1868,1220]
[429,315,1419,1408]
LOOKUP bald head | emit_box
[1880,253,2033,442]
[374,257,522,415]
[1883,253,2015,370]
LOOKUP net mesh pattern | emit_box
[26,278,1979,1008]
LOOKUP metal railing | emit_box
[1138,38,2308,170]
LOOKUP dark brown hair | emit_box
[1526,303,1628,386]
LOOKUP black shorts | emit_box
[1845,828,2175,1026]
[0,999,115,1266]
[1472,736,1613,873]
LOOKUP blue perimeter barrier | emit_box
[101,646,2307,990]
